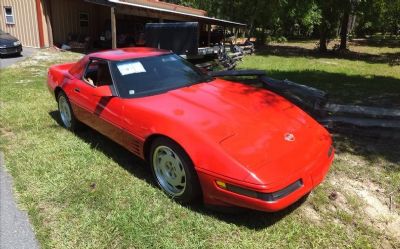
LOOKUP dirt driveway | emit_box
[0,47,37,69]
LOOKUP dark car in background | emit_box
[0,29,22,57]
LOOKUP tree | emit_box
[166,0,400,50]
[316,0,342,52]
[354,0,400,36]
[339,1,352,50]
[339,0,364,50]
[280,0,321,38]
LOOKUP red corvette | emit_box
[47,47,334,212]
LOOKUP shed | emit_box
[0,0,245,49]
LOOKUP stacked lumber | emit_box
[211,70,400,136]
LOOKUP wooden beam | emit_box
[111,7,117,49]
[35,0,45,48]
[42,0,53,47]
[223,26,226,43]
[117,6,190,22]
[323,104,400,120]
[207,24,211,46]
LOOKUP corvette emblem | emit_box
[284,133,295,142]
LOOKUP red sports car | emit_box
[47,47,334,212]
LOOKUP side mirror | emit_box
[92,85,115,97]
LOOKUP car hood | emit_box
[161,78,301,142]
[0,33,18,46]
[128,78,331,184]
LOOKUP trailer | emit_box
[144,22,253,70]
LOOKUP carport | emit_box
[84,0,246,49]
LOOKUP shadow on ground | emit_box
[257,44,400,66]
[234,69,400,108]
[0,53,22,59]
[350,38,400,48]
[49,111,303,229]
[333,133,400,173]
[188,195,308,230]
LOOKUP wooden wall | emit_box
[0,0,233,49]
[0,0,40,47]
[50,0,109,46]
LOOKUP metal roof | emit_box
[85,0,246,27]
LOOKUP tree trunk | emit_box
[248,0,259,37]
[319,35,327,52]
[339,11,350,50]
[319,22,328,52]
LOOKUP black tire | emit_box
[57,92,79,131]
[150,137,202,204]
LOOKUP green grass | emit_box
[0,44,399,248]
[240,40,400,107]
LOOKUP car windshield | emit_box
[110,54,213,98]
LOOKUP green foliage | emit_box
[356,0,400,35]
[166,0,400,44]
[280,0,322,37]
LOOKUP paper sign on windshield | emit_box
[117,62,146,75]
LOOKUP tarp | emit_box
[145,22,199,55]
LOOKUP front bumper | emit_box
[198,148,334,212]
[0,45,22,55]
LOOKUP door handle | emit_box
[74,88,80,93]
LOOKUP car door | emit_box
[69,59,138,152]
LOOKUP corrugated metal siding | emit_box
[51,0,108,46]
[0,0,40,47]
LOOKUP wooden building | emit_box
[0,0,245,48]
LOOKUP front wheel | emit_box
[150,137,202,204]
[57,92,79,131]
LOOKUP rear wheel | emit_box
[57,92,79,131]
[150,137,202,204]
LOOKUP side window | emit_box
[83,60,113,87]
[79,12,89,27]
[4,6,14,24]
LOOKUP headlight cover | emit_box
[13,41,21,46]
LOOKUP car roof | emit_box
[88,47,171,61]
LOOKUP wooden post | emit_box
[35,0,45,48]
[207,24,211,46]
[43,0,53,47]
[223,26,226,44]
[111,7,117,49]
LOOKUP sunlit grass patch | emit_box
[0,45,399,248]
